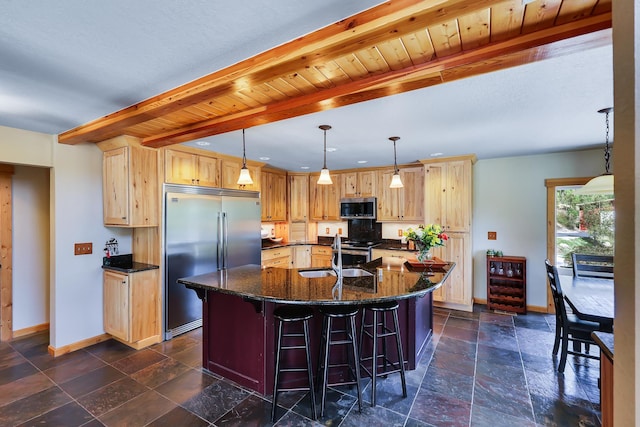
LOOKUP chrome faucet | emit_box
[331,233,343,300]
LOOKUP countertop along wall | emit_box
[472,148,607,310]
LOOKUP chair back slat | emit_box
[545,259,569,324]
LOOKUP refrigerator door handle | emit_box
[223,211,229,269]
[217,212,224,269]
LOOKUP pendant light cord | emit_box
[393,140,398,173]
[242,129,247,168]
[604,110,611,174]
[323,128,327,169]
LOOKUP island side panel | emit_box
[203,291,274,395]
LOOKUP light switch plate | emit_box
[488,231,497,240]
[74,242,93,255]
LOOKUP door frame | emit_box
[0,165,14,341]
[545,177,592,313]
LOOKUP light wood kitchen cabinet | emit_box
[311,245,333,268]
[103,145,158,227]
[261,170,287,222]
[165,148,221,188]
[288,174,309,222]
[103,269,160,348]
[376,166,424,222]
[431,232,472,309]
[292,245,312,269]
[423,157,473,232]
[261,247,292,268]
[309,173,341,221]
[341,170,376,198]
[221,159,261,192]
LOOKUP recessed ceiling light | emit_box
[357,160,368,164]
[326,147,337,152]
[259,156,270,161]
[195,141,211,146]
[300,166,310,170]
[430,152,444,157]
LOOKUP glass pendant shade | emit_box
[237,167,253,185]
[390,172,403,188]
[576,174,613,195]
[237,129,254,185]
[318,168,333,185]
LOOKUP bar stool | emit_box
[359,300,407,406]
[317,305,363,417]
[272,306,316,422]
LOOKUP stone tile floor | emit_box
[0,306,602,426]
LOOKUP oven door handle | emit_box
[341,249,369,256]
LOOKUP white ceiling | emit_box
[0,1,613,171]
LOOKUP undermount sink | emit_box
[298,269,337,278]
[341,268,374,278]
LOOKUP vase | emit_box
[414,242,432,262]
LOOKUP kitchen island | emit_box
[178,256,454,395]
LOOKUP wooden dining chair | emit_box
[545,259,602,373]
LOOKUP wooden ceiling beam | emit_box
[58,0,519,145]
[142,16,611,148]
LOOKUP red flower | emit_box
[439,232,449,241]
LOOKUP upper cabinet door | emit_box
[197,155,221,188]
[341,172,358,198]
[165,149,198,185]
[103,147,129,225]
[424,159,472,232]
[358,170,377,198]
[289,175,309,222]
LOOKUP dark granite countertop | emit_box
[592,331,614,361]
[101,254,159,273]
[178,257,455,305]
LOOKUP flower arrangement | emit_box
[404,224,448,262]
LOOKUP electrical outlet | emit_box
[488,231,497,240]
[325,227,330,234]
[398,229,403,237]
[74,242,93,255]
[338,228,342,235]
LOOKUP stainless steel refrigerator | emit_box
[163,184,261,339]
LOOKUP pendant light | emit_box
[317,125,333,185]
[577,108,614,195]
[389,136,403,188]
[236,129,254,186]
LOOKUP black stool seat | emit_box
[360,301,407,407]
[272,305,316,422]
[317,304,363,417]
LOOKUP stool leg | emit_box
[371,310,379,407]
[348,314,363,412]
[320,317,332,417]
[271,320,284,422]
[316,315,328,392]
[303,319,317,420]
[392,309,407,398]
[381,312,388,375]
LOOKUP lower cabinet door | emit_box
[103,270,130,342]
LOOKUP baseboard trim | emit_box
[48,333,111,357]
[13,322,49,338]
[111,334,162,350]
[472,298,548,314]
[434,300,474,312]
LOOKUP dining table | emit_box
[560,274,614,331]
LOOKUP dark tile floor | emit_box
[0,306,602,426]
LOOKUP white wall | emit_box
[12,166,50,330]
[472,149,606,309]
[49,142,132,348]
[0,125,131,349]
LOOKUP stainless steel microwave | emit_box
[340,197,376,219]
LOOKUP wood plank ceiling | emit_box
[58,0,612,148]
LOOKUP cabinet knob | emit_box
[121,281,126,285]
[121,216,127,220]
